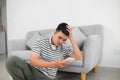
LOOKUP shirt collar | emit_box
[49,35,53,45]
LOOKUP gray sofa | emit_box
[8,24,103,80]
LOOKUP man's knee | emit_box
[6,56,19,70]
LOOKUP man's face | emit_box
[52,31,68,46]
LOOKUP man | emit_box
[6,23,82,80]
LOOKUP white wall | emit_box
[7,0,120,68]
[0,7,1,27]
[0,0,2,27]
[0,12,1,27]
[1,0,6,30]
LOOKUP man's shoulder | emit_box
[62,42,69,48]
[61,40,72,49]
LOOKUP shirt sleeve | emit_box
[31,38,42,55]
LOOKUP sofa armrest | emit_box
[83,35,102,70]
[8,39,26,55]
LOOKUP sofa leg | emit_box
[93,66,97,73]
[81,72,86,80]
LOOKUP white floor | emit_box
[0,55,12,80]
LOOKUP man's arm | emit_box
[30,52,70,68]
[66,26,82,60]
[69,38,82,60]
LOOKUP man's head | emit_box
[51,23,70,46]
[56,23,69,36]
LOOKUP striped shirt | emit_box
[32,34,73,79]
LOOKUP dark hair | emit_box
[56,23,69,36]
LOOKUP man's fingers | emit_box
[62,60,71,65]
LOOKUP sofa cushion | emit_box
[25,32,42,49]
[72,27,87,47]
[10,50,32,61]
[69,59,83,67]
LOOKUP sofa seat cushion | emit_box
[69,59,83,67]
[10,50,83,66]
[10,50,32,61]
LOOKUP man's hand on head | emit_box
[66,26,73,41]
